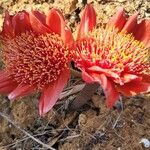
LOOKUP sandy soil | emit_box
[0,0,150,150]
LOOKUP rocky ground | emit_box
[0,0,150,150]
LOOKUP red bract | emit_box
[74,4,150,107]
[0,9,74,115]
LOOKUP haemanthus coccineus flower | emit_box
[74,4,150,107]
[0,9,74,115]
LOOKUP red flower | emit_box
[0,9,74,115]
[74,4,150,107]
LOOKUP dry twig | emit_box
[0,112,56,150]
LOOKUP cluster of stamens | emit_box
[75,25,150,75]
[2,32,70,89]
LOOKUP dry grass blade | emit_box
[69,83,99,110]
[59,83,85,99]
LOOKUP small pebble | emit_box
[139,138,150,148]
[78,114,87,125]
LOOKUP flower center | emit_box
[2,32,70,88]
[75,26,150,75]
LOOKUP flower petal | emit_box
[1,11,14,37]
[82,70,94,83]
[122,13,138,33]
[8,84,35,100]
[12,11,31,35]
[29,10,51,34]
[87,66,120,80]
[122,73,140,83]
[46,9,74,46]
[0,71,16,93]
[39,69,70,116]
[0,80,16,94]
[92,73,120,107]
[0,85,16,94]
[141,74,150,83]
[116,78,150,96]
[0,71,10,83]
[77,4,96,40]
[46,8,65,35]
[107,7,127,31]
[133,19,150,48]
[61,26,74,47]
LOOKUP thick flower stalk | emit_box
[0,9,74,115]
[74,4,150,107]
